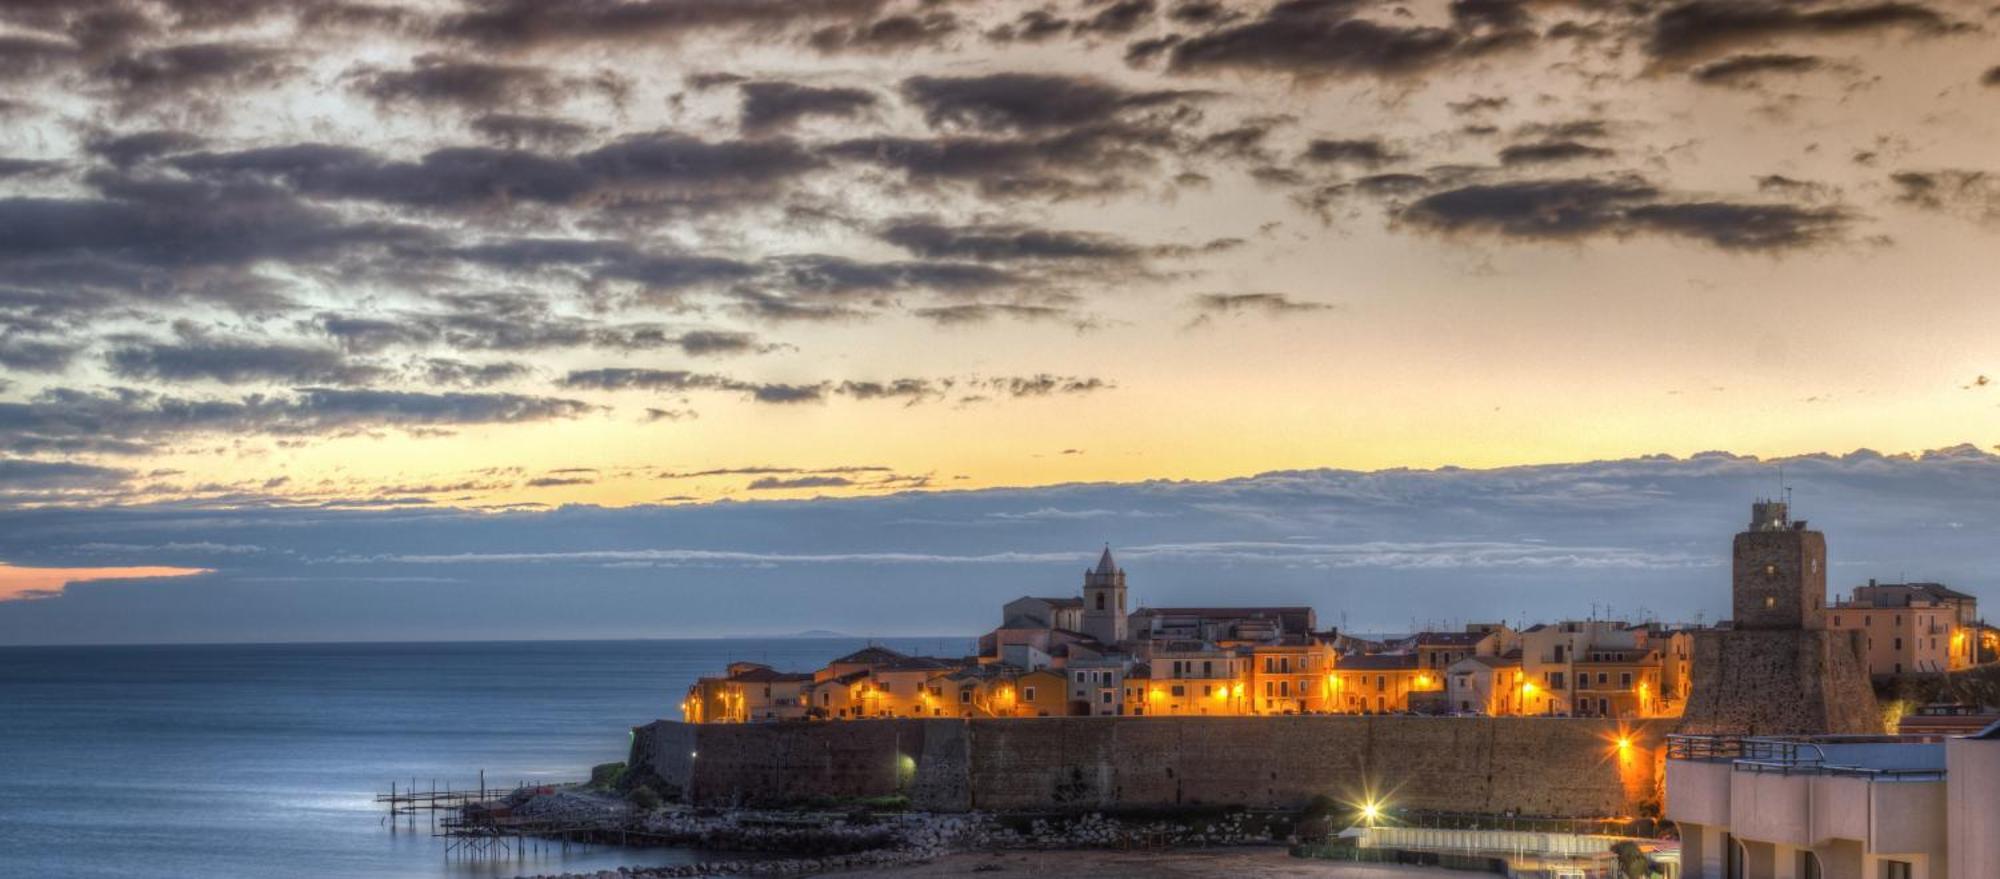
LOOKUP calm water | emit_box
[0,638,970,879]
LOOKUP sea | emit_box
[0,637,973,879]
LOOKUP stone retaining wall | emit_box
[630,715,1667,818]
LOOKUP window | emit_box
[1023,686,1036,701]
[1597,672,1609,685]
[1620,672,1632,688]
[1376,675,1386,691]
[1171,685,1186,697]
[1265,681,1275,697]
[1101,691,1113,704]
[1894,637,1903,650]
[1096,593,1105,610]
[1764,596,1777,609]
[1579,676,1591,691]
[1279,681,1290,697]
[1203,685,1212,696]
[1203,660,1213,676]
[1798,851,1821,879]
[960,689,971,704]
[1882,860,1911,879]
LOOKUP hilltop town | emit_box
[684,503,1996,726]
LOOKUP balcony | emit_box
[1666,734,1947,856]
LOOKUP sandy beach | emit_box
[827,847,1461,878]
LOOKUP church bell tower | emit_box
[1082,545,1127,645]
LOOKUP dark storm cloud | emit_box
[98,42,293,105]
[0,34,77,81]
[105,330,386,386]
[1450,0,1530,31]
[173,134,822,215]
[1166,1,1237,26]
[1077,0,1157,36]
[444,236,758,293]
[1301,138,1398,167]
[763,254,1019,298]
[0,173,429,311]
[1690,53,1824,85]
[469,113,593,149]
[0,336,82,373]
[1163,0,1528,80]
[0,458,130,489]
[1646,1,1954,62]
[738,81,878,134]
[746,474,854,490]
[901,73,1204,133]
[559,369,1108,405]
[351,55,568,110]
[826,123,1174,199]
[836,378,944,403]
[879,220,1147,263]
[908,303,1078,326]
[809,12,958,53]
[438,0,887,50]
[314,296,758,358]
[1890,169,2000,223]
[525,475,595,487]
[1190,292,1335,315]
[84,129,205,168]
[561,367,829,404]
[1498,140,1615,166]
[0,158,61,179]
[418,358,531,387]
[1399,177,1851,251]
[988,10,1073,43]
[0,386,594,455]
[986,375,1109,397]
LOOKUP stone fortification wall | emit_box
[630,716,1667,818]
[1680,629,1881,736]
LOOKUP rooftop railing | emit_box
[1666,733,1946,780]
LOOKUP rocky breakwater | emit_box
[511,800,1289,879]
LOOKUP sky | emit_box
[2,0,2000,643]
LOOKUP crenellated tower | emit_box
[1681,500,1878,735]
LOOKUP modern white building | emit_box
[1666,722,2000,878]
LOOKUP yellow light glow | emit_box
[1359,798,1384,826]
[1149,688,1165,701]
[1231,683,1244,698]
[1618,736,1633,750]
[1520,681,1537,696]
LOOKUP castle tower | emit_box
[1680,501,1879,735]
[1731,501,1827,630]
[1081,545,1127,645]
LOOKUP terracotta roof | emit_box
[729,667,814,683]
[829,645,910,665]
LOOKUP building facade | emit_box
[1827,581,1982,678]
[1667,723,2000,879]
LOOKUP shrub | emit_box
[627,785,662,812]
[590,762,627,790]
